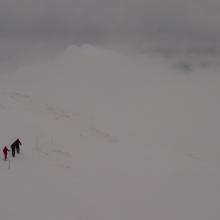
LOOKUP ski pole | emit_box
[8,153,10,169]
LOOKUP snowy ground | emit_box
[0,44,220,220]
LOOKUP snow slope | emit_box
[0,45,220,220]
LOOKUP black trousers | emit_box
[12,149,15,157]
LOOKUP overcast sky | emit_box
[0,0,220,44]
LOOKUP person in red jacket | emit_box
[3,146,10,161]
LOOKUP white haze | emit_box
[0,44,220,220]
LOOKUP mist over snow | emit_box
[0,43,220,220]
[0,0,220,219]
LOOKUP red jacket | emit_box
[3,146,9,154]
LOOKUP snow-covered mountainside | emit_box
[0,45,220,220]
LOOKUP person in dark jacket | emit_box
[11,139,22,157]
[15,139,22,154]
[3,146,10,160]
[10,144,15,157]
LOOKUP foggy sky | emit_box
[0,0,220,43]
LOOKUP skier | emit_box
[3,146,10,161]
[10,144,15,157]
[15,138,22,154]
[11,138,22,156]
